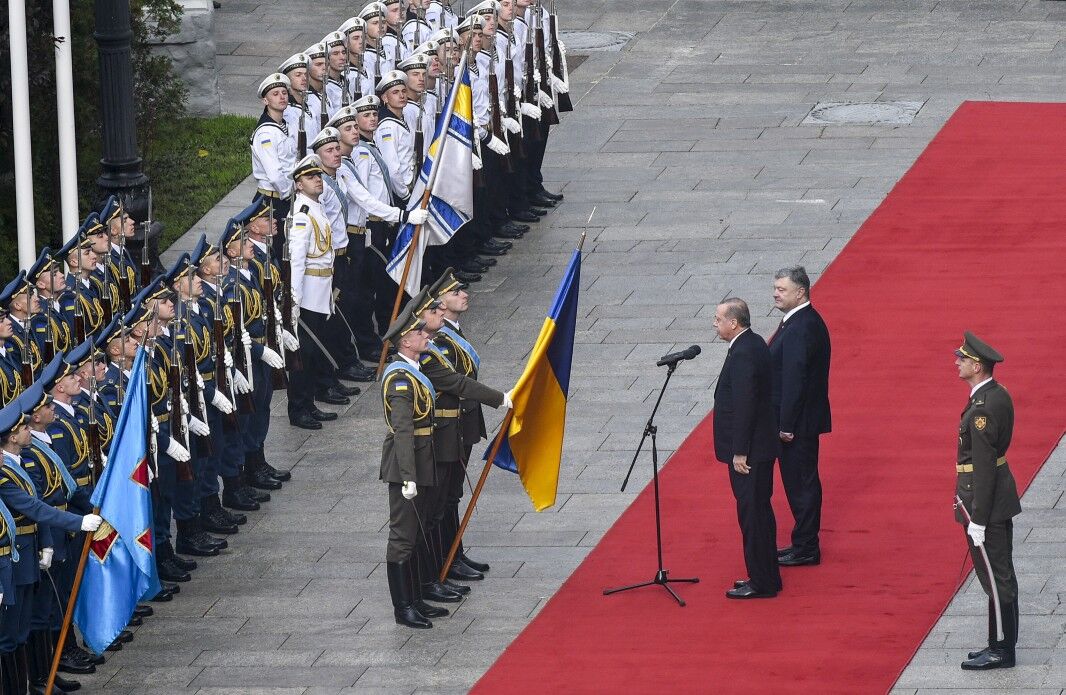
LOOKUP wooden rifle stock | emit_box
[168,360,194,481]
[213,313,237,426]
[262,268,287,389]
[522,40,541,142]
[549,11,572,112]
[229,294,255,414]
[280,254,301,372]
[488,71,513,173]
[534,11,560,126]
[504,54,525,161]
[184,338,213,455]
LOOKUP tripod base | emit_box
[603,569,699,607]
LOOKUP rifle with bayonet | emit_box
[259,215,287,390]
[280,199,302,373]
[534,0,559,126]
[522,15,541,142]
[168,306,194,481]
[319,68,329,130]
[72,250,86,343]
[141,188,154,287]
[20,318,33,388]
[117,199,133,310]
[487,32,513,173]
[230,227,255,414]
[213,252,238,427]
[504,34,524,165]
[548,0,572,112]
[180,264,213,455]
[44,259,57,362]
[86,348,104,481]
[298,87,308,158]
[414,89,426,179]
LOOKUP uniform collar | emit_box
[970,377,994,398]
[398,353,421,371]
[30,429,51,444]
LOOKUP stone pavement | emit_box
[94,1,1066,692]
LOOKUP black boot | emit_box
[434,527,470,595]
[221,477,261,511]
[406,554,448,618]
[2,651,22,695]
[176,518,221,556]
[15,643,32,695]
[968,596,998,659]
[962,597,1017,669]
[418,543,461,603]
[387,561,432,628]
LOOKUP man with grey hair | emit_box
[769,266,831,567]
[713,298,781,599]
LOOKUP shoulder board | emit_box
[300,204,310,213]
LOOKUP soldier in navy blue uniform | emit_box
[98,195,140,304]
[26,249,74,358]
[0,308,25,406]
[55,234,106,341]
[0,493,16,692]
[0,399,101,694]
[1,273,44,382]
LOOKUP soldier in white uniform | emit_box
[305,42,332,129]
[323,31,349,115]
[381,0,409,67]
[361,3,393,88]
[339,17,372,102]
[250,72,297,237]
[286,155,341,428]
[399,53,436,163]
[375,70,416,203]
[402,0,433,53]
[425,0,459,31]
[279,53,319,160]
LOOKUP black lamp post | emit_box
[94,0,148,193]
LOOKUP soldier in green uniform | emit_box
[379,310,447,629]
[953,331,1020,670]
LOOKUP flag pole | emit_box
[440,408,513,583]
[377,49,470,378]
[45,510,96,694]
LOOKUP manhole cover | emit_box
[558,30,634,52]
[802,101,925,125]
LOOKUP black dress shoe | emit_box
[477,243,508,257]
[442,578,471,595]
[494,227,524,239]
[127,615,143,627]
[421,582,463,603]
[249,467,283,491]
[778,550,820,566]
[310,407,338,422]
[454,270,481,283]
[510,210,538,223]
[176,534,221,557]
[726,584,777,599]
[222,488,260,512]
[530,193,558,208]
[484,237,513,250]
[961,647,1015,670]
[460,553,490,572]
[202,507,240,534]
[538,188,564,201]
[58,649,95,674]
[394,606,432,629]
[332,382,362,397]
[501,221,529,234]
[461,259,490,273]
[133,604,154,617]
[336,364,376,382]
[414,600,449,618]
[777,546,795,558]
[241,484,270,503]
[158,558,191,583]
[733,579,749,589]
[192,530,228,550]
[149,586,176,602]
[261,461,292,482]
[219,507,247,526]
[967,645,991,659]
[528,206,548,217]
[476,256,497,267]
[315,389,350,405]
[117,630,133,643]
[290,412,323,430]
[52,673,82,690]
[448,561,484,581]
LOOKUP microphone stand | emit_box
[603,360,699,606]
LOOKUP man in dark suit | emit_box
[769,266,831,566]
[712,298,781,599]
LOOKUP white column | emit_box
[54,0,79,242]
[8,0,36,268]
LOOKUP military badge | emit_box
[974,416,987,430]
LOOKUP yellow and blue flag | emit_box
[388,60,475,296]
[74,347,160,654]
[492,250,581,511]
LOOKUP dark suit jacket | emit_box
[713,329,779,464]
[769,304,832,437]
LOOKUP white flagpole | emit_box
[9,0,37,268]
[54,0,80,243]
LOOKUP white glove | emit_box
[211,390,235,414]
[196,371,205,389]
[189,416,210,437]
[100,453,108,468]
[407,208,429,226]
[402,481,417,499]
[502,116,520,134]
[472,153,483,170]
[502,389,513,410]
[292,305,301,329]
[180,394,190,416]
[520,101,542,120]
[283,329,300,351]
[39,548,54,570]
[967,522,986,546]
[487,135,510,156]
[261,346,284,369]
[166,438,191,462]
[551,73,569,94]
[81,514,103,532]
[232,369,252,394]
[537,90,554,109]
[273,302,283,325]
[223,347,233,368]
[241,331,251,347]
[151,415,160,434]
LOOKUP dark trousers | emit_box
[288,307,331,418]
[966,519,1018,635]
[778,434,822,553]
[727,460,781,594]
[523,120,550,195]
[334,237,368,362]
[387,482,430,564]
[363,221,404,340]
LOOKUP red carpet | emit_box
[472,102,1066,694]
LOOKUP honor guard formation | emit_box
[0,0,572,691]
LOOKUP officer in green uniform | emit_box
[379,310,446,629]
[953,331,1020,670]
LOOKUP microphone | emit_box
[656,345,701,367]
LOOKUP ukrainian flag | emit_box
[492,250,581,511]
[388,61,475,296]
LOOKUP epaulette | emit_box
[300,204,310,214]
